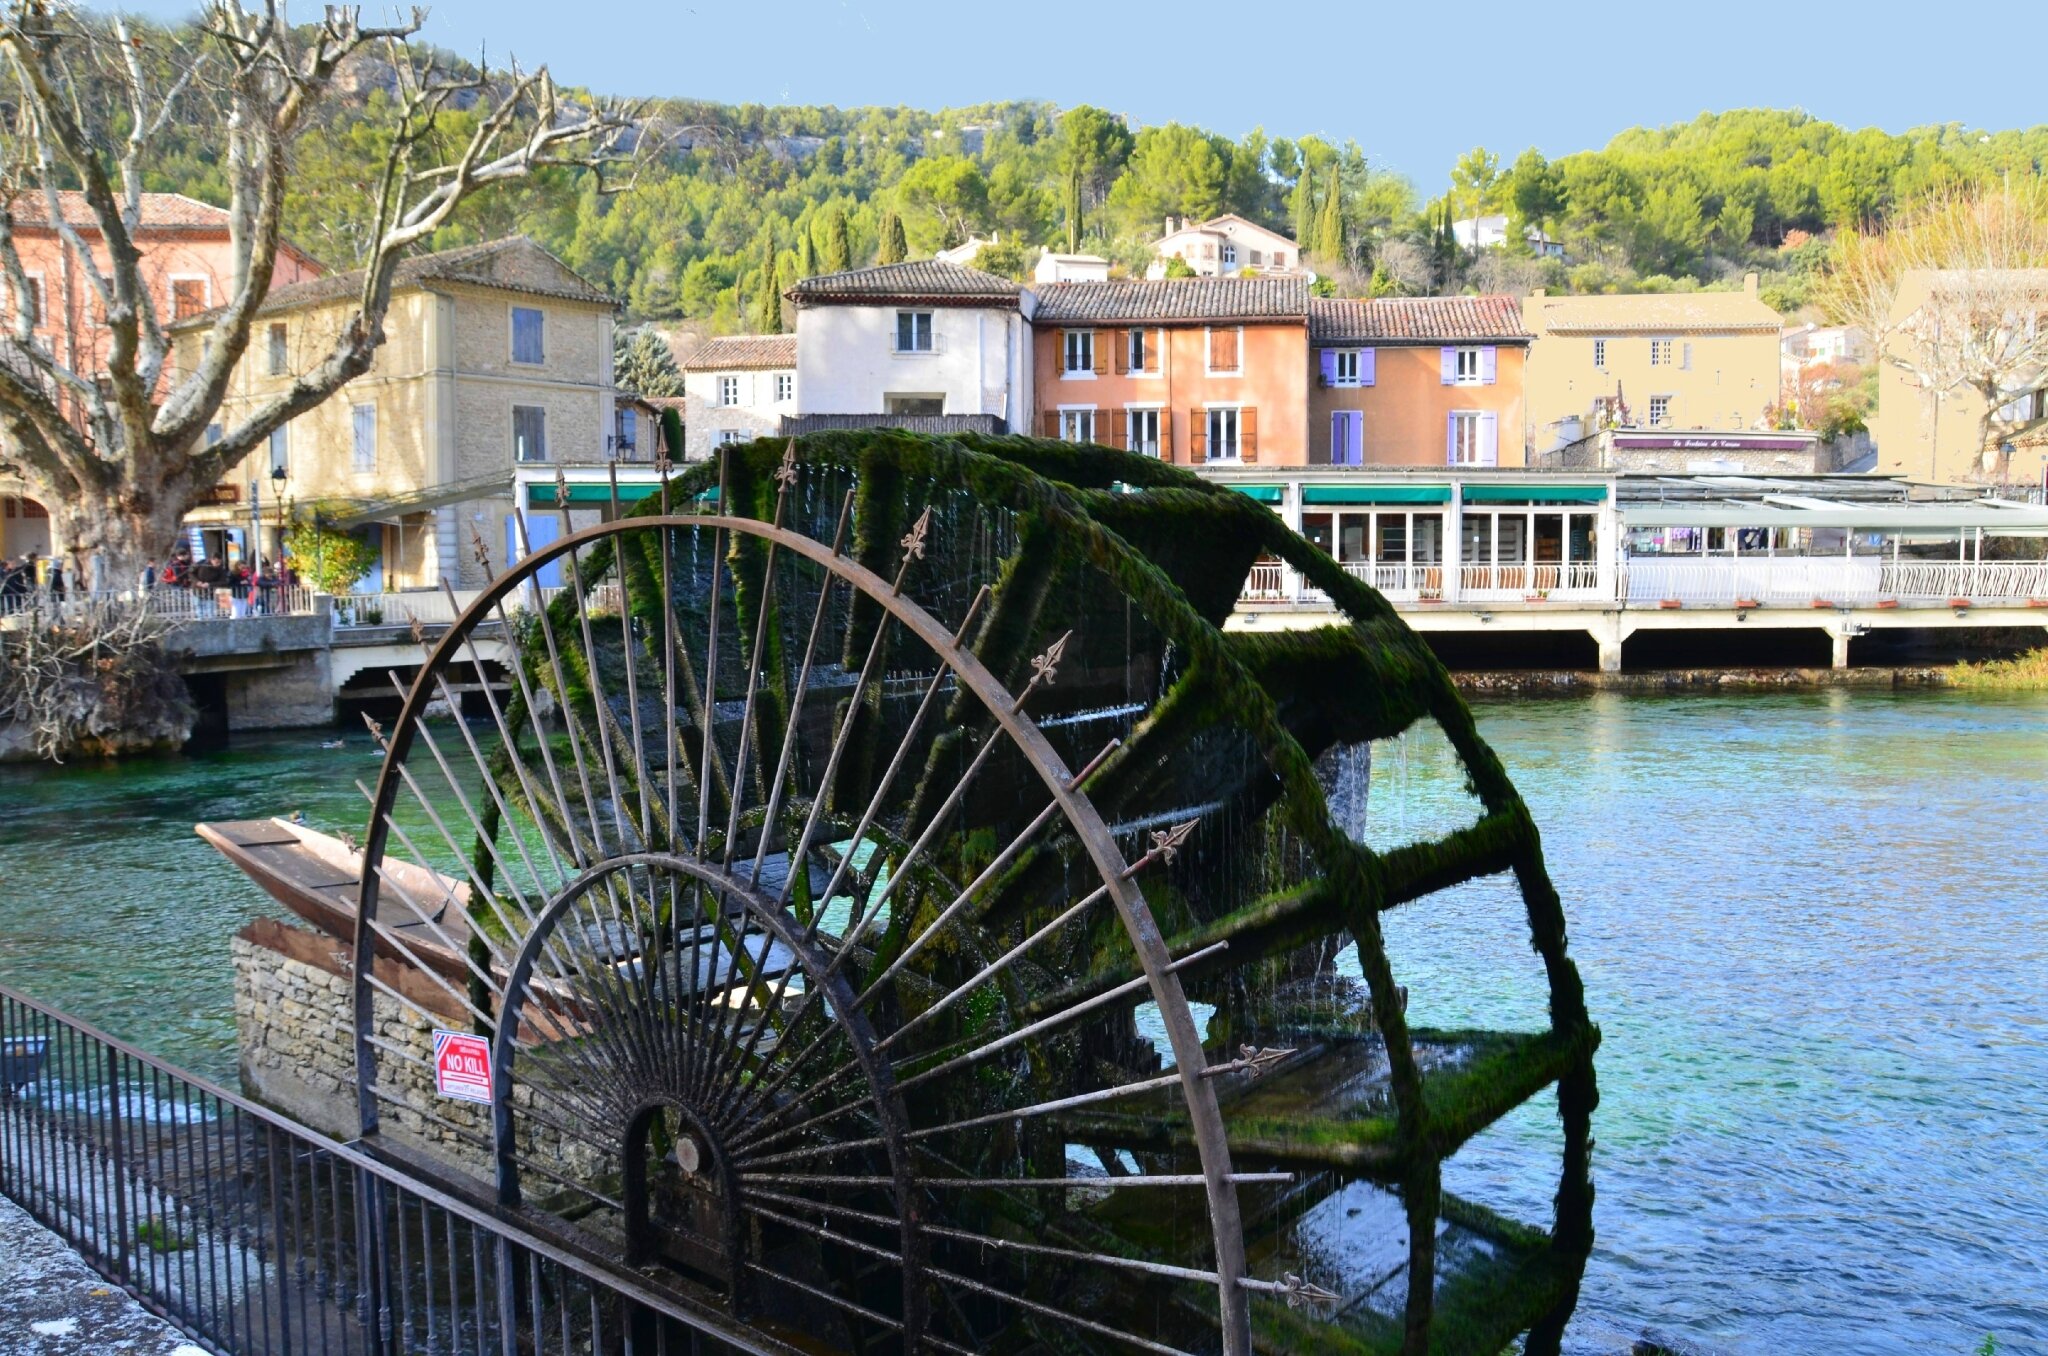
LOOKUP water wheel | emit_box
[352,433,1597,1356]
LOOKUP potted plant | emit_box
[1658,598,1683,610]
[1734,597,1762,610]
[1875,598,1901,610]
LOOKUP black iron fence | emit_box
[0,984,773,1356]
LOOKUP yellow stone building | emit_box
[1871,268,2048,486]
[1522,275,1782,453]
[175,237,617,589]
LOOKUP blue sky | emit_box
[118,0,2039,184]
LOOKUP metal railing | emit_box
[1459,562,1602,598]
[331,585,592,630]
[0,586,318,622]
[0,984,765,1356]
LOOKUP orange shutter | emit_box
[1188,408,1205,461]
[1210,327,1239,371]
[1158,409,1173,461]
[1111,328,1128,375]
[1040,409,1059,439]
[1091,331,1108,375]
[1241,407,1259,463]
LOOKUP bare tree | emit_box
[1819,182,2048,480]
[0,2,637,585]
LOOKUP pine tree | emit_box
[876,209,907,264]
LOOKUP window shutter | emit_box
[1361,349,1376,386]
[1481,346,1498,384]
[1241,407,1258,463]
[1445,411,1458,463]
[1145,328,1160,373]
[1211,327,1238,371]
[1319,349,1337,386]
[1112,329,1128,375]
[1349,410,1364,465]
[1682,341,1693,370]
[1092,332,1108,376]
[1479,411,1499,466]
[1159,410,1173,461]
[1188,408,1205,460]
[1440,347,1456,384]
[1318,413,1336,466]
[1041,410,1058,438]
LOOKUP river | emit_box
[1,692,2044,1354]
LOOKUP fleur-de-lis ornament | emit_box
[409,615,426,649]
[653,451,672,478]
[1236,1044,1295,1079]
[470,527,492,574]
[900,505,931,562]
[1149,817,1196,863]
[773,442,800,489]
[553,465,571,513]
[1278,1272,1340,1310]
[1028,630,1070,688]
[362,712,387,751]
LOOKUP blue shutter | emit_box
[1440,347,1456,384]
[1348,410,1364,465]
[1320,349,1337,385]
[1481,346,1498,384]
[1360,349,1376,386]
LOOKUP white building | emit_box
[1452,215,1566,260]
[1148,214,1307,279]
[1034,252,1111,284]
[1780,322,1870,379]
[677,334,798,461]
[784,261,1033,433]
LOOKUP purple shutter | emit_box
[1479,411,1499,466]
[1348,410,1364,465]
[1446,411,1458,462]
[1360,348,1376,386]
[1440,347,1456,384]
[1320,349,1337,385]
[1481,346,1498,384]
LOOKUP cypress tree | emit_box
[796,226,816,279]
[819,208,851,274]
[876,209,907,264]
[1317,168,1344,263]
[1065,163,1084,254]
[1293,174,1318,256]
[751,229,782,333]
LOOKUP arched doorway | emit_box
[0,493,53,560]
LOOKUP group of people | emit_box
[0,550,64,607]
[145,545,299,614]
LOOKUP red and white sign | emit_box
[432,1030,494,1104]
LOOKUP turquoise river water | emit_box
[0,691,2044,1354]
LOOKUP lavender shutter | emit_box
[1445,411,1458,463]
[1440,347,1456,384]
[1479,411,1499,466]
[1481,346,1498,384]
[1348,410,1364,465]
[1320,349,1338,385]
[1360,349,1376,386]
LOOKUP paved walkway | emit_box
[0,1195,204,1356]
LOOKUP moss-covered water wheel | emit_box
[353,433,1597,1356]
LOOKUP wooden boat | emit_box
[196,818,475,985]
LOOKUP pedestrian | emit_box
[45,554,65,601]
[256,557,279,615]
[139,558,157,592]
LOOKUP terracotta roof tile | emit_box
[178,236,612,323]
[787,260,1022,306]
[1309,295,1528,344]
[679,334,797,371]
[1525,288,1780,334]
[5,190,233,231]
[1032,276,1309,325]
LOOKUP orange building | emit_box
[1031,277,1309,466]
[1307,296,1529,467]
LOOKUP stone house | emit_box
[1872,268,2048,485]
[173,237,617,589]
[677,334,797,460]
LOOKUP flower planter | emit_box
[1658,599,1683,610]
[1734,598,1762,610]
[1523,594,1550,604]
[1809,600,1834,609]
[1948,598,1973,610]
[1874,598,1900,609]
[2027,598,2048,609]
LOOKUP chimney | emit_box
[1164,216,1177,236]
[1530,287,1546,298]
[1743,271,1759,295]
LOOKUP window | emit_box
[715,429,746,447]
[774,372,793,403]
[268,425,288,476]
[17,274,44,329]
[266,323,288,376]
[511,306,546,364]
[1332,350,1361,387]
[1455,347,1482,382]
[1207,326,1240,373]
[718,376,741,407]
[1649,338,1674,366]
[513,404,548,463]
[885,394,945,416]
[1126,408,1162,457]
[1448,411,1497,466]
[350,404,377,473]
[1221,244,1237,269]
[1059,408,1096,443]
[1592,338,1606,369]
[1249,249,1265,267]
[1127,328,1151,373]
[615,407,638,456]
[1273,251,1288,268]
[1648,395,1672,427]
[170,277,209,321]
[1063,328,1096,375]
[205,422,223,447]
[1443,345,1495,386]
[895,310,934,353]
[1205,407,1240,461]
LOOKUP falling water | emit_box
[1314,741,1373,843]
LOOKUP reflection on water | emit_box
[2,693,2046,1353]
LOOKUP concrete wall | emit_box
[796,303,1029,428]
[1311,344,1529,467]
[1032,321,1308,465]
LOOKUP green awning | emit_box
[529,483,712,507]
[1232,485,1285,503]
[1302,485,1452,505]
[1461,484,1607,504]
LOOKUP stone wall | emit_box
[233,919,608,1195]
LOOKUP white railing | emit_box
[0,585,318,622]
[330,582,619,629]
[1240,555,2048,610]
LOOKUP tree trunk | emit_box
[49,488,192,595]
